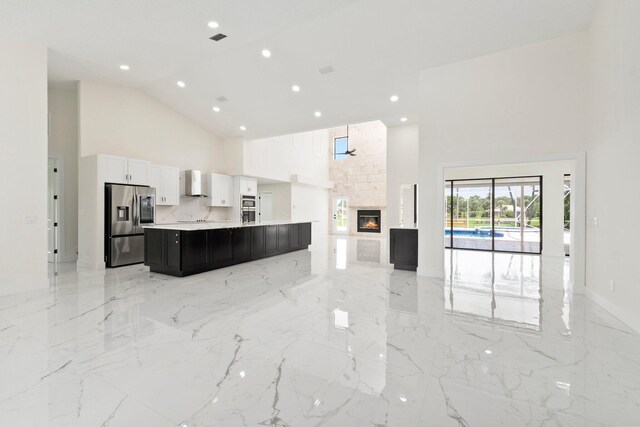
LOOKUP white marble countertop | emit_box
[144,220,314,231]
[389,224,419,230]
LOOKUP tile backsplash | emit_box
[156,197,231,224]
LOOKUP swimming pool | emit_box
[444,228,504,238]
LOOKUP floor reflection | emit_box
[7,238,640,425]
[445,249,544,331]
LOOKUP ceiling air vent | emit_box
[216,96,228,103]
[210,33,227,41]
[318,65,334,75]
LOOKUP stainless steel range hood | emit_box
[181,170,204,197]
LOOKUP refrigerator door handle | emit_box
[132,190,138,229]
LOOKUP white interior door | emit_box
[333,197,349,234]
[259,192,273,221]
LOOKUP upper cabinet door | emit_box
[208,173,234,206]
[149,165,163,203]
[127,158,150,185]
[240,177,257,196]
[211,174,223,206]
[161,166,180,206]
[247,178,257,196]
[222,175,234,206]
[102,155,129,184]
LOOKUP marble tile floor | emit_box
[1,236,640,426]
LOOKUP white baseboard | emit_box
[584,288,640,334]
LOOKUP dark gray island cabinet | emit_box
[389,226,418,271]
[144,222,312,277]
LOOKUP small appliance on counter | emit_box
[240,194,256,223]
[105,183,155,267]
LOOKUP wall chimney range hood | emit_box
[182,170,204,197]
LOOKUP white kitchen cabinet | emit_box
[103,155,128,184]
[150,164,179,206]
[127,158,150,185]
[161,166,180,205]
[101,155,149,185]
[206,173,233,207]
[239,176,257,196]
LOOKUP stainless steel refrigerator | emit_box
[105,184,156,267]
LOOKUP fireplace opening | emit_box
[357,210,381,233]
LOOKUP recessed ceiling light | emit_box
[400,117,407,122]
[292,85,300,92]
[261,49,271,58]
[240,125,246,131]
[212,106,220,113]
[314,111,322,117]
[485,349,492,355]
[177,81,186,88]
[119,64,130,71]
[207,21,219,29]
[390,95,399,102]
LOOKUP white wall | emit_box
[0,39,48,295]
[242,128,330,184]
[586,1,640,331]
[222,138,245,176]
[78,81,225,173]
[257,183,292,221]
[387,124,419,228]
[418,32,589,280]
[48,84,79,261]
[291,183,329,240]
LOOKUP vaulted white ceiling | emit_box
[0,0,598,139]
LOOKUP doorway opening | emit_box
[333,197,348,234]
[444,176,542,254]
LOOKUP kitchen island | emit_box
[144,221,312,277]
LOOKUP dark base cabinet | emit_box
[145,222,312,277]
[390,228,418,271]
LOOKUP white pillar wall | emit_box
[541,170,567,257]
[0,39,49,295]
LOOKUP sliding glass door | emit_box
[493,177,541,253]
[445,176,542,254]
[445,180,493,251]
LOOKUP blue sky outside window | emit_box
[334,137,349,160]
